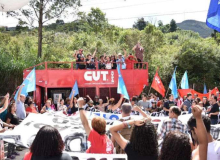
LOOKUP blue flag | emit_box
[14,68,36,100]
[181,71,189,89]
[69,81,79,99]
[117,64,129,100]
[203,83,207,94]
[169,67,178,99]
[206,0,220,32]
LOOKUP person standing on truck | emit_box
[132,41,144,68]
[76,49,86,69]
[86,49,97,70]
[116,49,127,70]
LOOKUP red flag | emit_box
[151,70,166,97]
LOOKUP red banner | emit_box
[178,88,219,99]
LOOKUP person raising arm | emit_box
[107,95,124,112]
[86,95,92,101]
[16,84,26,120]
[110,117,157,160]
[78,98,91,135]
[123,48,127,59]
[133,106,151,119]
[67,91,78,115]
[0,93,9,114]
[78,97,114,154]
[92,48,97,58]
[192,105,208,160]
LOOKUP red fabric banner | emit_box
[151,70,166,97]
[178,88,219,99]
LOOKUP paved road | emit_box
[5,146,28,160]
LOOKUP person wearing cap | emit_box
[116,49,127,69]
[86,49,97,70]
[16,84,26,120]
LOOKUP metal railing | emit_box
[24,61,148,71]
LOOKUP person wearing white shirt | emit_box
[188,115,220,160]
[57,95,67,114]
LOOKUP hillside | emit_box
[177,20,213,38]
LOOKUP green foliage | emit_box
[1,9,220,95]
[169,19,177,32]
[211,30,220,45]
[133,18,148,31]
[87,8,107,33]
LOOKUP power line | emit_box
[99,0,176,11]
[108,10,208,21]
[82,0,125,6]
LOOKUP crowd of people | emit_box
[73,42,144,70]
[0,82,220,159]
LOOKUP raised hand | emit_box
[5,93,9,99]
[134,119,145,126]
[77,97,84,108]
[133,106,141,112]
[192,105,202,119]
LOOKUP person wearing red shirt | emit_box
[77,97,114,154]
[125,55,137,69]
[123,49,137,69]
[26,102,38,114]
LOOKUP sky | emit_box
[0,0,211,28]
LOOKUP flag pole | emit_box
[148,85,152,95]
[165,87,169,98]
[178,82,181,89]
[149,67,158,95]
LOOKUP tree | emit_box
[87,8,107,34]
[56,19,64,25]
[8,0,80,58]
[211,30,220,45]
[158,20,163,27]
[133,17,148,30]
[169,19,177,32]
